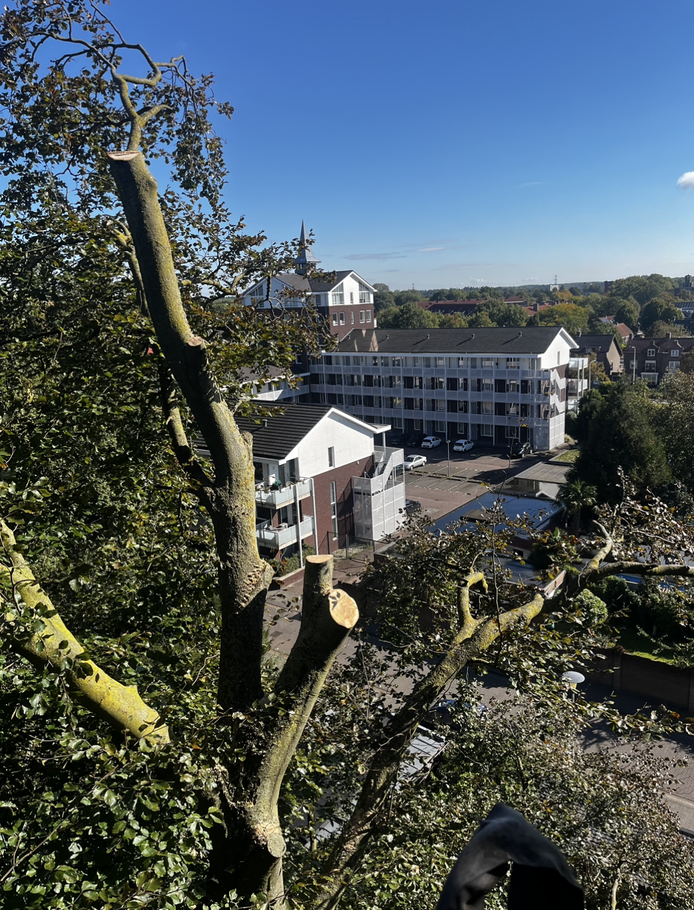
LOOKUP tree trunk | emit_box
[108,149,273,712]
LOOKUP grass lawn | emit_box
[618,627,677,664]
[552,448,580,464]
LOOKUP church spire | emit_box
[294,220,320,275]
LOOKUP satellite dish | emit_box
[562,671,585,686]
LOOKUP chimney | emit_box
[667,332,672,339]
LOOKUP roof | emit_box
[236,404,331,459]
[235,403,379,460]
[307,269,354,292]
[335,326,575,355]
[511,462,572,484]
[571,334,621,353]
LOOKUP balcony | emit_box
[256,517,314,549]
[255,478,311,508]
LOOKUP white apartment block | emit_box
[309,327,577,452]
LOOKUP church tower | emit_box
[294,221,320,275]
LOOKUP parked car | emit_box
[421,436,442,448]
[405,499,422,514]
[453,439,474,453]
[405,433,424,447]
[404,454,427,470]
[388,433,407,447]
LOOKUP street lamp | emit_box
[562,670,585,700]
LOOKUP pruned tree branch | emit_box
[0,521,169,743]
[315,590,544,910]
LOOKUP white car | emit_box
[421,436,442,449]
[404,454,427,470]
[453,439,474,453]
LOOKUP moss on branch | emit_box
[1,521,169,743]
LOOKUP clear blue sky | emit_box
[116,0,694,289]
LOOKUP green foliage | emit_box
[377,302,438,329]
[640,297,684,332]
[572,589,608,627]
[571,381,670,502]
[608,274,674,307]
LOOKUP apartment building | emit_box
[242,223,376,340]
[235,404,405,556]
[308,327,577,452]
[623,335,694,385]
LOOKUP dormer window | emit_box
[332,284,344,306]
[647,348,656,356]
[671,349,680,357]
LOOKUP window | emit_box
[671,349,680,357]
[507,380,519,393]
[351,311,355,324]
[436,399,445,410]
[414,419,422,430]
[360,310,365,323]
[482,358,494,368]
[332,313,338,326]
[339,313,345,325]
[457,422,468,435]
[435,420,445,432]
[314,294,322,305]
[366,310,372,323]
[669,361,680,372]
[482,379,493,392]
[647,348,655,357]
[505,426,519,438]
[458,357,468,368]
[392,357,402,367]
[506,357,520,369]
[328,446,335,467]
[436,357,445,367]
[330,481,338,539]
[393,416,403,429]
[480,424,493,437]
[350,292,354,304]
[332,284,344,306]
[481,401,493,415]
[359,283,370,304]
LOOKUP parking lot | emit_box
[403,443,545,519]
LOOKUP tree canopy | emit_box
[2,5,694,910]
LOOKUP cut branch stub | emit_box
[275,555,359,695]
[1,521,169,743]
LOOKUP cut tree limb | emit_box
[0,521,169,743]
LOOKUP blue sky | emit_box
[116,0,694,289]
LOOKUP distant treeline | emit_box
[373,274,694,340]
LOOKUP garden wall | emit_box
[589,649,694,711]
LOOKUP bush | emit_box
[574,589,608,627]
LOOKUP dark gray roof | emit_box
[308,270,354,293]
[236,404,332,460]
[278,273,311,292]
[571,334,620,353]
[335,327,572,355]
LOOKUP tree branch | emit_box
[0,521,169,743]
[315,591,544,909]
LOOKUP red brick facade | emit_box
[301,454,374,554]
[318,304,375,340]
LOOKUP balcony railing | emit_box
[256,517,314,549]
[255,478,311,508]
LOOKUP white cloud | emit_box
[677,171,694,189]
[417,247,446,252]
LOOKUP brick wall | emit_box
[302,454,374,554]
